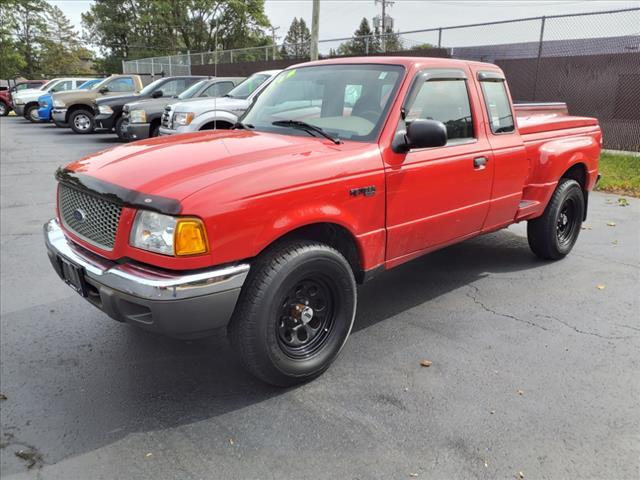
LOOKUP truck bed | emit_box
[514,102,598,135]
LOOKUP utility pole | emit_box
[375,0,394,52]
[269,26,280,60]
[310,0,320,60]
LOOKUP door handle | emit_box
[473,156,488,169]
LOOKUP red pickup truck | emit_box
[45,57,601,385]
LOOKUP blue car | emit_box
[37,78,100,122]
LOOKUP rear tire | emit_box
[69,109,94,134]
[150,123,160,138]
[527,179,584,260]
[229,240,357,386]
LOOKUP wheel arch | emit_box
[256,222,366,284]
[560,162,589,220]
[67,103,93,123]
[200,119,234,131]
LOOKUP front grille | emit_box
[161,105,172,129]
[58,184,122,250]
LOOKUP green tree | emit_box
[281,17,310,58]
[380,26,402,52]
[3,0,50,77]
[337,18,378,56]
[0,2,26,78]
[39,5,93,75]
[83,0,272,72]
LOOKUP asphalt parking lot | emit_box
[1,116,639,479]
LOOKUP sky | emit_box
[47,0,640,54]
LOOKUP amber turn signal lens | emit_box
[174,218,208,256]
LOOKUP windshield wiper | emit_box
[233,121,254,130]
[272,120,341,144]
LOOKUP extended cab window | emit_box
[406,79,474,141]
[108,78,135,92]
[158,78,191,97]
[480,80,515,134]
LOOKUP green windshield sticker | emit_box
[275,69,297,84]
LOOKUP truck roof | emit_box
[290,56,500,71]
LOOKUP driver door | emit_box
[385,68,494,263]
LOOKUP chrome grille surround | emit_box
[58,184,122,251]
[161,105,172,128]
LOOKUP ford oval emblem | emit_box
[73,208,87,223]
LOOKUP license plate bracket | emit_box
[57,256,88,297]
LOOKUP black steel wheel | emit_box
[0,102,8,116]
[528,178,584,260]
[276,276,337,359]
[229,240,356,386]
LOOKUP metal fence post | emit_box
[532,16,546,101]
[121,59,126,74]
[168,56,173,76]
[201,52,204,65]
[151,58,154,77]
[136,60,139,74]
[438,28,442,48]
[230,50,233,63]
[365,37,369,54]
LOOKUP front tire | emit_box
[69,109,94,134]
[25,105,40,123]
[115,116,129,141]
[229,241,357,386]
[527,179,584,260]
[0,102,8,116]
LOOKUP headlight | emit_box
[98,105,113,115]
[53,99,65,107]
[14,98,25,105]
[130,211,208,256]
[129,110,146,123]
[173,112,195,126]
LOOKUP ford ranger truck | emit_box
[158,70,280,135]
[51,74,150,133]
[44,57,601,386]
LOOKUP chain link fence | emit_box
[123,7,640,150]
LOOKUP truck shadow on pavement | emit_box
[1,229,546,473]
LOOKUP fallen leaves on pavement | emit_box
[607,222,616,227]
[517,389,524,396]
[617,197,629,207]
[0,393,7,400]
[596,284,606,290]
[419,360,432,367]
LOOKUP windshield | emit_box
[226,74,270,100]
[139,78,166,96]
[178,80,206,99]
[79,79,99,90]
[39,80,56,90]
[242,64,404,142]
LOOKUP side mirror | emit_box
[99,87,109,94]
[392,119,447,153]
[151,90,163,98]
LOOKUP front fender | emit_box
[191,110,239,130]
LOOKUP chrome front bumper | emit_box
[44,218,250,338]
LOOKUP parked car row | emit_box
[6,70,282,143]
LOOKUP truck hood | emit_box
[125,97,177,113]
[53,90,102,106]
[63,130,373,208]
[171,96,248,114]
[14,89,47,102]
